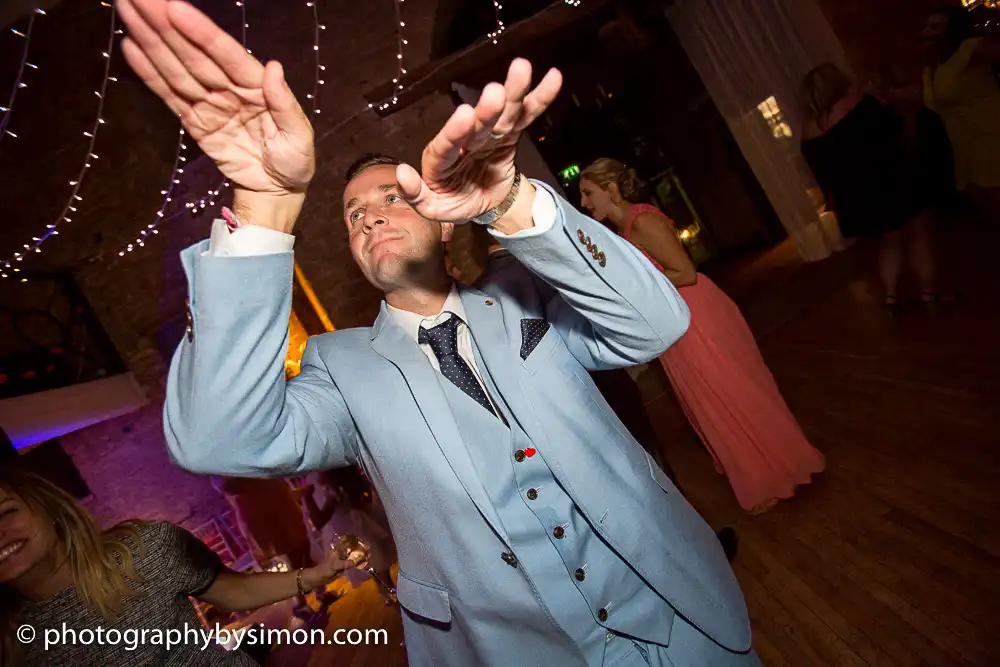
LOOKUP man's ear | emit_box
[441,223,455,243]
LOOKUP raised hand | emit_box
[396,59,562,224]
[117,0,314,201]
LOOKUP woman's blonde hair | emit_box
[801,63,852,130]
[1,468,145,666]
[581,158,647,204]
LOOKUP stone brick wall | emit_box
[0,0,452,528]
[66,384,232,530]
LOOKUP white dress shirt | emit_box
[205,183,559,404]
[386,284,501,414]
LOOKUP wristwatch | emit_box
[471,170,522,226]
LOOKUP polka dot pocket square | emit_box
[520,318,551,360]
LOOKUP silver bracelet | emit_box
[471,170,522,226]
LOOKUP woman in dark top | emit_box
[1,468,360,666]
[800,63,943,312]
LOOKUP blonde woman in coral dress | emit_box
[580,159,825,513]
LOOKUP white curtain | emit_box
[669,0,850,261]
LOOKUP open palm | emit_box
[397,59,562,223]
[117,0,314,195]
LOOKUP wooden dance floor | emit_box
[268,213,1000,667]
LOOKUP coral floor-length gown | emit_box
[624,204,825,511]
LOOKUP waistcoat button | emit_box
[553,526,565,539]
[526,488,538,500]
[597,607,609,622]
[514,450,526,462]
[574,568,586,581]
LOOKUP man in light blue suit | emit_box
[119,1,759,665]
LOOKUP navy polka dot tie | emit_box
[418,315,497,417]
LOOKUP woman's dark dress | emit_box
[801,95,927,238]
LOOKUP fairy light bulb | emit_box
[2,1,117,276]
[307,0,324,115]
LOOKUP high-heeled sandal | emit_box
[748,498,780,515]
[918,289,958,307]
[884,295,905,316]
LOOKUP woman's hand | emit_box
[300,547,360,592]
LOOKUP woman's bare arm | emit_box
[199,547,360,612]
[629,213,698,288]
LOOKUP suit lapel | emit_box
[460,288,572,485]
[369,302,510,546]
[460,289,540,434]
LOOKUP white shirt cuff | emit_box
[205,219,295,257]
[488,183,557,239]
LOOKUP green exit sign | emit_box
[559,164,581,181]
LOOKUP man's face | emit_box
[343,164,453,293]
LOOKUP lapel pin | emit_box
[524,447,537,458]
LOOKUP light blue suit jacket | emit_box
[164,182,751,663]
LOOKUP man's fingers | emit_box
[167,1,266,90]
[460,83,506,155]
[397,163,454,222]
[396,162,429,202]
[133,0,236,92]
[514,67,562,132]
[422,104,477,178]
[262,61,310,138]
[118,0,208,101]
[492,58,533,136]
[121,37,192,119]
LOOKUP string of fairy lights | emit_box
[120,0,331,256]
[489,1,506,44]
[6,0,588,272]
[0,8,45,154]
[2,1,119,280]
[305,0,327,116]
[118,128,187,256]
[372,0,408,112]
[184,179,228,216]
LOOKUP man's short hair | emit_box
[344,153,401,184]
[468,222,497,268]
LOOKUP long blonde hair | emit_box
[1,468,145,667]
[801,63,852,131]
[581,158,647,203]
